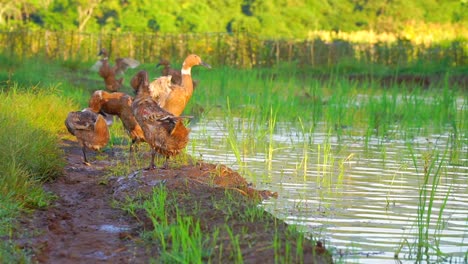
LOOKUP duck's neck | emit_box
[136,89,151,99]
[181,66,193,96]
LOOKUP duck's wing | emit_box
[134,99,170,121]
[149,76,172,107]
[134,98,186,131]
[114,58,140,75]
[67,111,98,131]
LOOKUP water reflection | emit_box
[189,117,468,263]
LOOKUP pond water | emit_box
[188,116,468,263]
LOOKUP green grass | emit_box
[116,185,320,263]
[0,52,466,263]
[394,144,457,263]
[0,83,74,262]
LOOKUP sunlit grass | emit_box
[116,185,318,263]
[394,144,459,263]
[0,51,465,263]
[0,83,74,262]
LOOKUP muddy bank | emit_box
[13,139,333,263]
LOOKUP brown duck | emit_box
[132,54,210,116]
[92,48,140,92]
[65,108,110,166]
[131,70,191,170]
[88,90,145,151]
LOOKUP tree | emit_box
[77,0,101,31]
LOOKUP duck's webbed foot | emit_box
[144,164,157,171]
[144,150,157,170]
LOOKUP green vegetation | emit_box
[0,27,466,262]
[191,66,466,144]
[1,0,467,38]
[116,185,316,263]
[394,145,456,263]
[0,83,75,262]
[1,30,466,71]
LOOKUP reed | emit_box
[316,130,336,191]
[415,149,449,262]
[395,144,456,262]
[266,106,278,171]
[297,117,313,180]
[225,98,244,167]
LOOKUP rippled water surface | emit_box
[188,117,468,263]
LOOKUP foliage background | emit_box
[0,0,467,38]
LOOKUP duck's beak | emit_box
[201,61,211,69]
[98,110,108,117]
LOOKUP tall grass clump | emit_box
[0,83,76,262]
[1,85,74,181]
[396,144,456,262]
[142,186,208,263]
[118,183,321,263]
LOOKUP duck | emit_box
[65,108,110,166]
[156,59,183,85]
[91,48,140,92]
[131,70,191,170]
[155,58,200,89]
[88,90,145,151]
[132,54,210,116]
[131,73,173,108]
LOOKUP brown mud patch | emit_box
[13,139,333,263]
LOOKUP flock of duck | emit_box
[65,48,211,169]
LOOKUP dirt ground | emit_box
[13,139,333,263]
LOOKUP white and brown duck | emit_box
[131,70,191,170]
[91,48,140,92]
[133,54,210,116]
[65,108,110,166]
[156,58,199,90]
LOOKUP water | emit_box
[188,117,468,263]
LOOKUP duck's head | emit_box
[156,59,171,68]
[98,48,109,58]
[131,70,150,94]
[182,54,211,69]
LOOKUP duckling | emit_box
[65,108,110,166]
[88,90,145,151]
[91,48,140,92]
[131,70,191,170]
